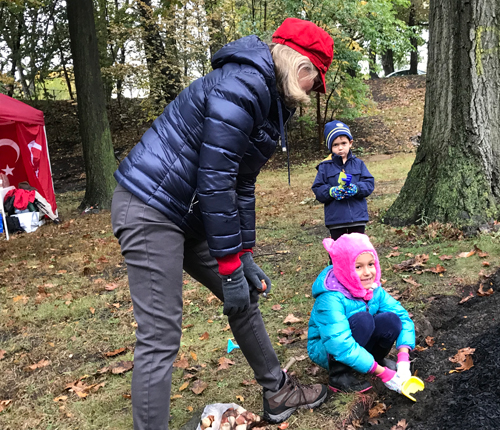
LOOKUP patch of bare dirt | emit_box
[362,269,500,429]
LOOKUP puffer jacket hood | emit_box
[115,35,288,258]
[212,36,279,99]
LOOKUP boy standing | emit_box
[312,121,374,240]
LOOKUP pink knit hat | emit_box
[323,233,381,300]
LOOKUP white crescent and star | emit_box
[0,138,20,177]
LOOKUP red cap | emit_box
[272,18,334,93]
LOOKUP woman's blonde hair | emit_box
[269,43,319,108]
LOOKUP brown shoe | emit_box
[263,372,327,423]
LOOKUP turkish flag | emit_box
[0,123,28,185]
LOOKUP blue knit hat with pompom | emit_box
[324,120,353,151]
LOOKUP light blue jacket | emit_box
[307,266,415,373]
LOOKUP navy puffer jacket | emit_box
[115,36,291,257]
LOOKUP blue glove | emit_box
[329,186,346,200]
[222,266,250,316]
[341,174,352,187]
[240,252,272,297]
[344,184,358,197]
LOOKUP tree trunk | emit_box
[408,1,419,74]
[381,49,395,76]
[67,0,117,210]
[137,0,182,104]
[369,44,379,79]
[385,0,500,231]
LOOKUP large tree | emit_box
[385,0,500,229]
[67,0,117,209]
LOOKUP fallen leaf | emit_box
[0,399,12,413]
[53,395,68,402]
[105,283,119,291]
[27,359,51,370]
[278,423,289,429]
[206,294,219,304]
[439,255,453,260]
[477,284,494,296]
[182,324,194,329]
[191,379,208,395]
[13,295,29,304]
[199,332,209,341]
[428,264,446,274]
[0,350,5,360]
[171,394,182,400]
[482,261,490,267]
[414,345,428,352]
[385,251,401,258]
[190,351,197,361]
[402,276,421,287]
[217,357,235,371]
[241,379,256,386]
[393,254,429,272]
[187,405,194,412]
[110,361,134,374]
[425,375,436,383]
[459,295,473,304]
[104,347,126,357]
[457,250,475,258]
[235,395,244,402]
[173,354,189,369]
[390,419,408,430]
[306,365,320,376]
[449,347,475,372]
[65,380,105,398]
[283,314,302,324]
[272,304,282,311]
[425,336,435,347]
[179,381,189,391]
[89,307,95,314]
[369,402,387,418]
[222,324,231,332]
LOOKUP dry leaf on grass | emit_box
[27,359,51,371]
[241,379,256,386]
[402,276,421,287]
[0,350,5,360]
[190,351,197,361]
[457,250,475,258]
[385,251,401,258]
[191,379,208,395]
[428,264,446,274]
[105,283,119,291]
[0,399,12,413]
[272,304,282,311]
[173,354,189,369]
[277,423,289,429]
[283,314,302,324]
[222,324,231,332]
[104,347,126,357]
[65,380,106,398]
[53,395,68,402]
[439,255,453,260]
[98,361,134,375]
[199,332,209,341]
[217,357,235,371]
[179,381,189,391]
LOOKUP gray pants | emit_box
[111,185,282,430]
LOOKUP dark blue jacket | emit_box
[312,151,374,227]
[115,36,292,258]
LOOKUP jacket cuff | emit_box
[368,360,378,374]
[216,253,242,276]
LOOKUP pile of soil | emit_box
[366,269,500,429]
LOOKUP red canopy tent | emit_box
[0,94,57,214]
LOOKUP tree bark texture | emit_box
[382,49,395,76]
[385,0,500,229]
[67,0,117,209]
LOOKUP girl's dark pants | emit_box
[111,185,283,430]
[348,311,402,363]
